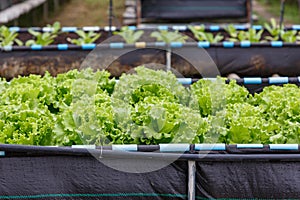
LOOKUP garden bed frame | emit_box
[2,25,300,79]
[0,144,299,199]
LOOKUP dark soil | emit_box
[16,31,111,45]
[14,30,275,46]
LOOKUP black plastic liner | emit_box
[3,44,300,77]
[141,0,249,20]
[0,145,188,199]
[0,145,300,199]
[0,50,89,79]
[196,161,300,199]
[0,156,187,200]
[214,46,300,77]
[243,83,300,94]
[2,45,300,86]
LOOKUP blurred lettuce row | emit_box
[0,66,300,146]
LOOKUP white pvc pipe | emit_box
[188,160,196,200]
[166,48,171,71]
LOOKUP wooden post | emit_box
[247,0,253,26]
[13,19,18,26]
[32,8,38,25]
[298,0,300,19]
[136,0,141,26]
[279,0,285,30]
[108,0,113,36]
[54,0,60,12]
[43,0,49,22]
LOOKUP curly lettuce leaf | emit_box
[113,66,189,105]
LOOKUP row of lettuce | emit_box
[1,19,299,47]
[0,67,299,146]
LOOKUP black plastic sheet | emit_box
[215,47,300,77]
[196,161,300,199]
[0,145,300,199]
[0,155,187,199]
[2,46,300,95]
[141,0,248,20]
[0,51,89,79]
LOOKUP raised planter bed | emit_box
[0,144,299,199]
[2,24,300,79]
[0,67,299,199]
[0,24,300,199]
[1,41,300,79]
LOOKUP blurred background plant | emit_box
[25,22,61,46]
[0,26,22,47]
[113,26,144,44]
[67,30,101,45]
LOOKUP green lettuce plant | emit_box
[151,30,188,43]
[67,30,101,45]
[0,67,300,145]
[26,22,61,46]
[114,26,144,44]
[264,18,281,41]
[0,26,23,47]
[189,25,223,43]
